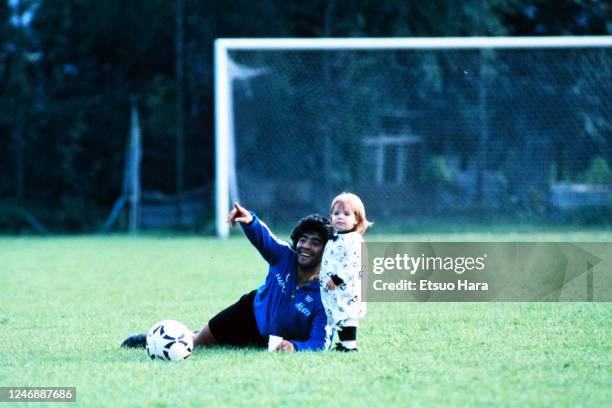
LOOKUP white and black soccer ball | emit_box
[146,320,193,361]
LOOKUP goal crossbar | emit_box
[216,36,612,51]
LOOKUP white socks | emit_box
[341,340,357,349]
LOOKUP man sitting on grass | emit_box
[121,203,334,352]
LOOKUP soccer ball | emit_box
[146,320,193,361]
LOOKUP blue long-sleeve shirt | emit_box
[241,214,331,351]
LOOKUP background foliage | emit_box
[0,0,609,231]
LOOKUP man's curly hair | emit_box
[290,214,334,249]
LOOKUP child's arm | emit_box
[325,279,337,290]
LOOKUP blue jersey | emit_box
[242,214,331,351]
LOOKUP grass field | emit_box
[1,232,611,407]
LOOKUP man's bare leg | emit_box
[193,324,217,347]
[121,323,216,349]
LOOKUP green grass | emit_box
[1,233,611,407]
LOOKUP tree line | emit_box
[0,0,609,232]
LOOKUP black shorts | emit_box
[208,290,267,348]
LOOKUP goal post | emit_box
[215,42,231,238]
[215,36,612,238]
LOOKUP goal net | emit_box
[215,37,612,237]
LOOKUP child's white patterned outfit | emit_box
[319,231,366,329]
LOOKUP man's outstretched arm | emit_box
[228,202,292,265]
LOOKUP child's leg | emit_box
[338,318,359,350]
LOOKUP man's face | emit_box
[295,231,324,270]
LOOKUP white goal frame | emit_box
[215,36,612,238]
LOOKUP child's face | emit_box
[331,202,357,232]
